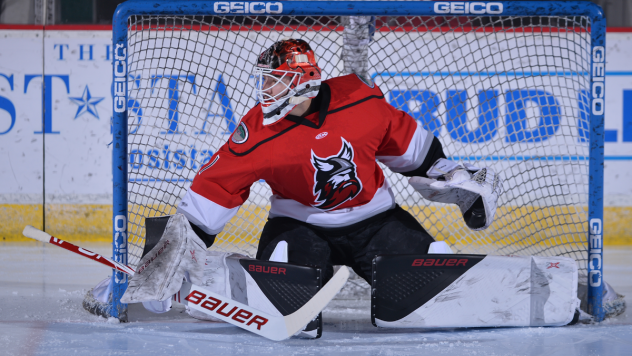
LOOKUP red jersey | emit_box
[177,74,434,235]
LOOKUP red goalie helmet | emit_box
[254,39,322,125]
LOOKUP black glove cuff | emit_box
[400,136,446,177]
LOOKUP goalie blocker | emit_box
[372,254,580,328]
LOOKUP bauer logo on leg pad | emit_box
[411,258,469,267]
[372,254,485,325]
[241,259,322,317]
[185,290,269,330]
[248,264,287,275]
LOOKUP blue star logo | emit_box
[69,86,105,119]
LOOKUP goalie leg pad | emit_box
[241,259,323,339]
[172,252,323,338]
[372,254,579,328]
[182,251,249,322]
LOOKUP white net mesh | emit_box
[125,15,591,278]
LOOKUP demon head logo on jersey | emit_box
[310,138,363,211]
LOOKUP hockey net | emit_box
[124,14,592,278]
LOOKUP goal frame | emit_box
[111,0,606,321]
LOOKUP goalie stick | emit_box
[22,225,136,275]
[22,225,349,341]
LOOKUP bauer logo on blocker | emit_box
[434,2,503,14]
[214,2,282,14]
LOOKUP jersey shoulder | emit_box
[237,104,264,129]
[324,74,385,110]
[223,105,263,154]
[226,104,296,156]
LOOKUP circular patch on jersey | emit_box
[232,122,249,144]
[355,73,374,88]
[315,132,328,140]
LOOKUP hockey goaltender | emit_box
[111,39,584,339]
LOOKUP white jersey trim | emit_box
[268,180,396,228]
[376,124,433,173]
[176,189,240,235]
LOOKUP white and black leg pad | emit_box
[173,254,323,339]
[121,214,207,303]
[371,254,579,328]
[267,241,321,339]
[242,259,323,339]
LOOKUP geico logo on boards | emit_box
[214,2,282,14]
[592,46,605,115]
[588,218,603,287]
[412,258,469,267]
[248,264,286,275]
[434,2,503,15]
[113,43,127,113]
[185,291,269,329]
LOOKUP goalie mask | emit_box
[254,39,322,125]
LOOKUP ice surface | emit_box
[1,244,631,356]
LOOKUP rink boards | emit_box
[0,27,631,246]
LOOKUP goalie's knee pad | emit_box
[371,254,579,328]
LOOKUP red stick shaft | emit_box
[47,236,136,276]
[22,225,135,276]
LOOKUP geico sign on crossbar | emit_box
[214,2,282,14]
[434,2,503,14]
